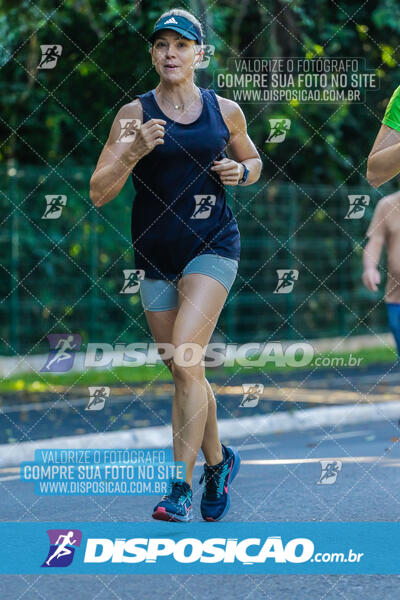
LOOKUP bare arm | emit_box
[212,97,263,186]
[89,100,166,207]
[362,236,384,292]
[362,199,388,292]
[366,124,400,188]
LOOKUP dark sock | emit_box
[173,480,191,491]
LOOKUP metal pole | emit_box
[8,158,19,355]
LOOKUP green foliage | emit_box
[0,168,392,354]
[0,0,398,180]
[1,1,399,354]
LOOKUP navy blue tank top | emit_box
[130,86,241,281]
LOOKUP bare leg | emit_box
[143,285,225,485]
[169,273,228,486]
[201,379,223,465]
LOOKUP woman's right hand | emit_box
[124,118,166,163]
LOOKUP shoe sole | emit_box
[202,446,241,522]
[152,506,193,522]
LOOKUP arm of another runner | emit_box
[367,85,400,188]
[213,97,262,186]
[362,200,387,292]
[89,100,166,207]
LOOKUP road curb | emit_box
[1,401,400,467]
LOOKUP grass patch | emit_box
[0,345,397,394]
[0,364,171,393]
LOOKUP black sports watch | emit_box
[238,162,249,184]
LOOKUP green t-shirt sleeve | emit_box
[382,85,400,132]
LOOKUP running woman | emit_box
[365,85,400,354]
[90,8,262,521]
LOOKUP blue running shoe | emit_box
[199,443,240,521]
[152,480,193,522]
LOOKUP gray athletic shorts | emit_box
[139,253,239,312]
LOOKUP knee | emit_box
[171,361,205,388]
[170,342,205,382]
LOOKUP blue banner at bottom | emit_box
[1,522,399,574]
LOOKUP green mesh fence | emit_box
[0,163,390,356]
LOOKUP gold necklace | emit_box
[156,87,201,111]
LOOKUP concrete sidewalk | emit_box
[1,400,400,467]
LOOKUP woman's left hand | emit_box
[210,158,243,186]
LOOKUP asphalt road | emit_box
[1,419,400,598]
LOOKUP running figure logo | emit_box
[193,44,215,69]
[42,194,67,219]
[116,119,141,143]
[274,269,299,294]
[38,45,62,69]
[267,119,291,143]
[191,195,216,219]
[42,529,82,567]
[345,195,370,219]
[41,334,82,372]
[317,460,342,485]
[120,269,145,293]
[86,386,110,411]
[240,383,264,408]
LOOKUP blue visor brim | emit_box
[150,26,200,44]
